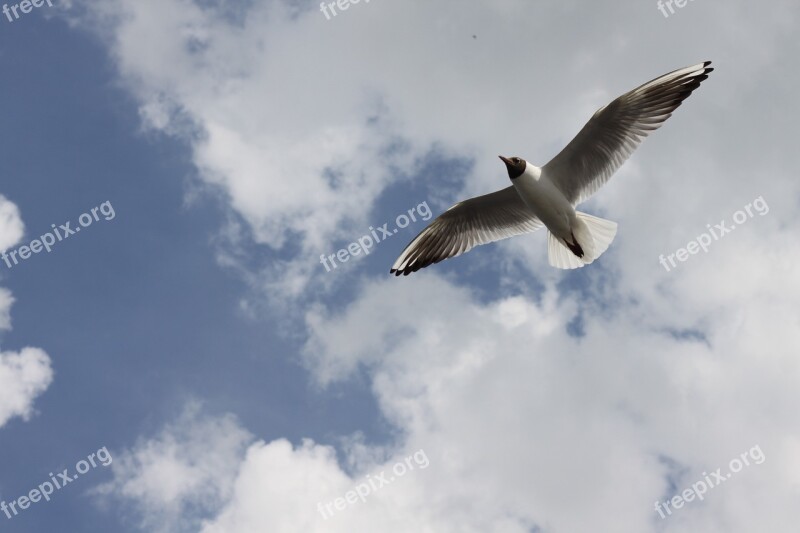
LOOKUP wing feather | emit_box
[543,61,713,205]
[390,186,542,276]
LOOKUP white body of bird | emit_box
[511,162,617,268]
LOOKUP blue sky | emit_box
[0,1,798,532]
[0,7,388,531]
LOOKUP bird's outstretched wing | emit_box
[543,61,713,205]
[390,186,542,276]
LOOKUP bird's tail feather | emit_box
[547,212,618,269]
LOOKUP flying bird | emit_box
[390,61,713,275]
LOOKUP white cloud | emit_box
[95,403,253,533]
[0,287,13,332]
[0,347,54,428]
[0,194,23,330]
[259,270,797,532]
[97,264,800,531]
[0,195,53,430]
[0,194,25,253]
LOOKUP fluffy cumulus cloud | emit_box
[0,195,54,429]
[130,267,799,532]
[68,0,799,532]
[299,275,800,532]
[0,195,25,253]
[95,404,254,533]
[0,287,13,332]
[0,347,54,429]
[98,269,800,532]
[0,194,23,331]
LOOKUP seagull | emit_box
[390,61,713,275]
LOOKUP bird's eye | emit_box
[513,158,520,164]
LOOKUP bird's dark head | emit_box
[499,156,526,180]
